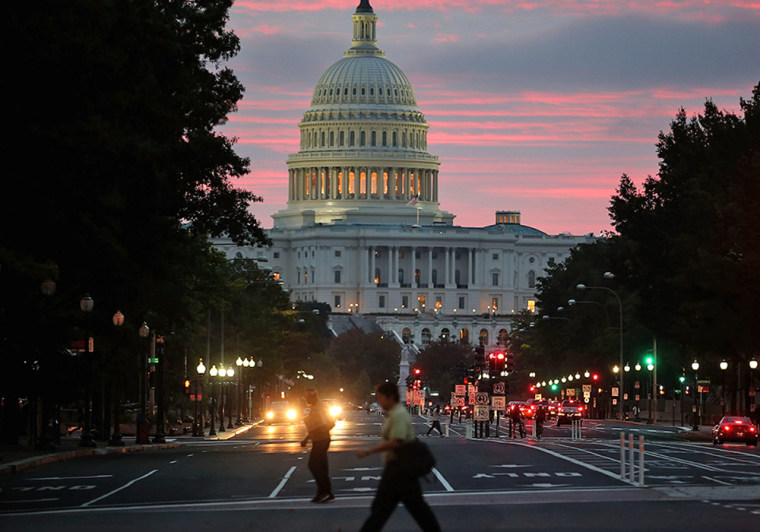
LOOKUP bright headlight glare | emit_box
[266,411,274,419]
[286,409,297,420]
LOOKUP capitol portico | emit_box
[216,0,594,351]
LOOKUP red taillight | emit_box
[734,419,743,423]
[578,406,584,412]
[722,425,731,431]
[750,427,756,432]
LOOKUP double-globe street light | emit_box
[576,273,624,420]
[691,359,700,431]
[108,310,125,446]
[79,293,96,448]
[194,359,206,437]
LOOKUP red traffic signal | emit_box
[414,368,421,375]
[592,373,599,381]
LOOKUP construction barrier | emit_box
[571,419,583,440]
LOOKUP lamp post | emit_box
[748,358,758,419]
[226,366,235,429]
[236,356,244,425]
[152,334,166,444]
[108,310,125,446]
[218,364,227,433]
[577,274,624,420]
[79,294,96,448]
[208,364,218,437]
[194,359,206,437]
[691,359,700,431]
[137,322,150,443]
[719,360,728,417]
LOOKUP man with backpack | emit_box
[356,381,441,531]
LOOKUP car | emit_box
[322,399,344,420]
[713,416,758,446]
[556,400,584,425]
[520,401,536,419]
[265,401,299,424]
[530,399,556,419]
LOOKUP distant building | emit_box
[216,0,593,353]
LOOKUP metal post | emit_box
[208,380,217,437]
[653,337,658,424]
[628,433,635,482]
[620,433,626,480]
[638,436,645,486]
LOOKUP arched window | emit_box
[498,329,508,346]
[528,270,536,288]
[398,269,404,284]
[374,268,381,285]
[431,269,438,285]
[350,131,355,146]
[460,328,470,344]
[360,131,366,146]
[440,328,450,341]
[340,131,345,146]
[371,131,376,146]
[392,131,397,147]
[421,328,432,345]
[382,131,387,146]
[414,269,420,285]
[402,327,412,344]
[479,329,489,346]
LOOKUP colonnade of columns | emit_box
[289,166,438,203]
[364,245,485,288]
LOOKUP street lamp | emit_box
[108,310,125,446]
[577,277,624,420]
[79,294,96,448]
[719,360,728,416]
[691,359,700,431]
[208,364,218,437]
[226,367,235,428]
[218,364,227,433]
[236,356,244,425]
[194,359,206,436]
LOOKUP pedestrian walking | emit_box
[356,382,441,532]
[426,406,444,437]
[300,389,335,503]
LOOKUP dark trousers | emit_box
[360,461,441,532]
[426,421,443,436]
[308,439,332,496]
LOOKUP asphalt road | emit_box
[1,410,757,531]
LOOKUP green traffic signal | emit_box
[550,383,558,391]
[645,356,654,365]
[678,376,686,383]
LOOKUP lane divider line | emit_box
[431,467,454,492]
[81,469,158,507]
[268,466,297,498]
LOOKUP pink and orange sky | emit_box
[222,0,759,235]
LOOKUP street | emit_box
[1,410,758,531]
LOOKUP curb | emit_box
[0,442,185,477]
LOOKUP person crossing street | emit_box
[426,406,444,437]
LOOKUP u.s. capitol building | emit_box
[217,0,593,348]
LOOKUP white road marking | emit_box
[268,466,297,498]
[510,441,626,482]
[81,469,158,507]
[702,476,732,486]
[29,475,113,481]
[432,467,455,491]
[0,498,60,504]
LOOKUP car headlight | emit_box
[329,406,342,417]
[266,411,274,419]
[286,409,297,420]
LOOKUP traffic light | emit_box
[183,379,191,396]
[592,373,599,382]
[505,352,514,373]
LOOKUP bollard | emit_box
[532,419,537,438]
[628,433,635,482]
[445,421,450,437]
[638,436,645,486]
[620,433,626,480]
[465,418,473,438]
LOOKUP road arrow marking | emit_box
[343,467,383,471]
[29,475,113,481]
[525,483,571,488]
[491,464,530,468]
[473,473,496,479]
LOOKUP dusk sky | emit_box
[222,0,759,236]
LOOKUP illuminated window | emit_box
[527,299,536,312]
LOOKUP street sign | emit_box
[475,392,489,405]
[474,405,489,421]
[697,379,711,385]
[491,396,506,410]
[468,384,476,396]
[456,397,465,407]
[468,395,476,405]
[566,388,575,396]
[582,385,591,393]
[455,385,466,396]
[148,357,159,364]
[493,382,505,395]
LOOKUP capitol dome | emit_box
[273,0,454,229]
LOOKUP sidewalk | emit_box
[0,421,260,476]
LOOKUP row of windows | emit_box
[299,267,535,288]
[312,85,415,106]
[301,128,426,150]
